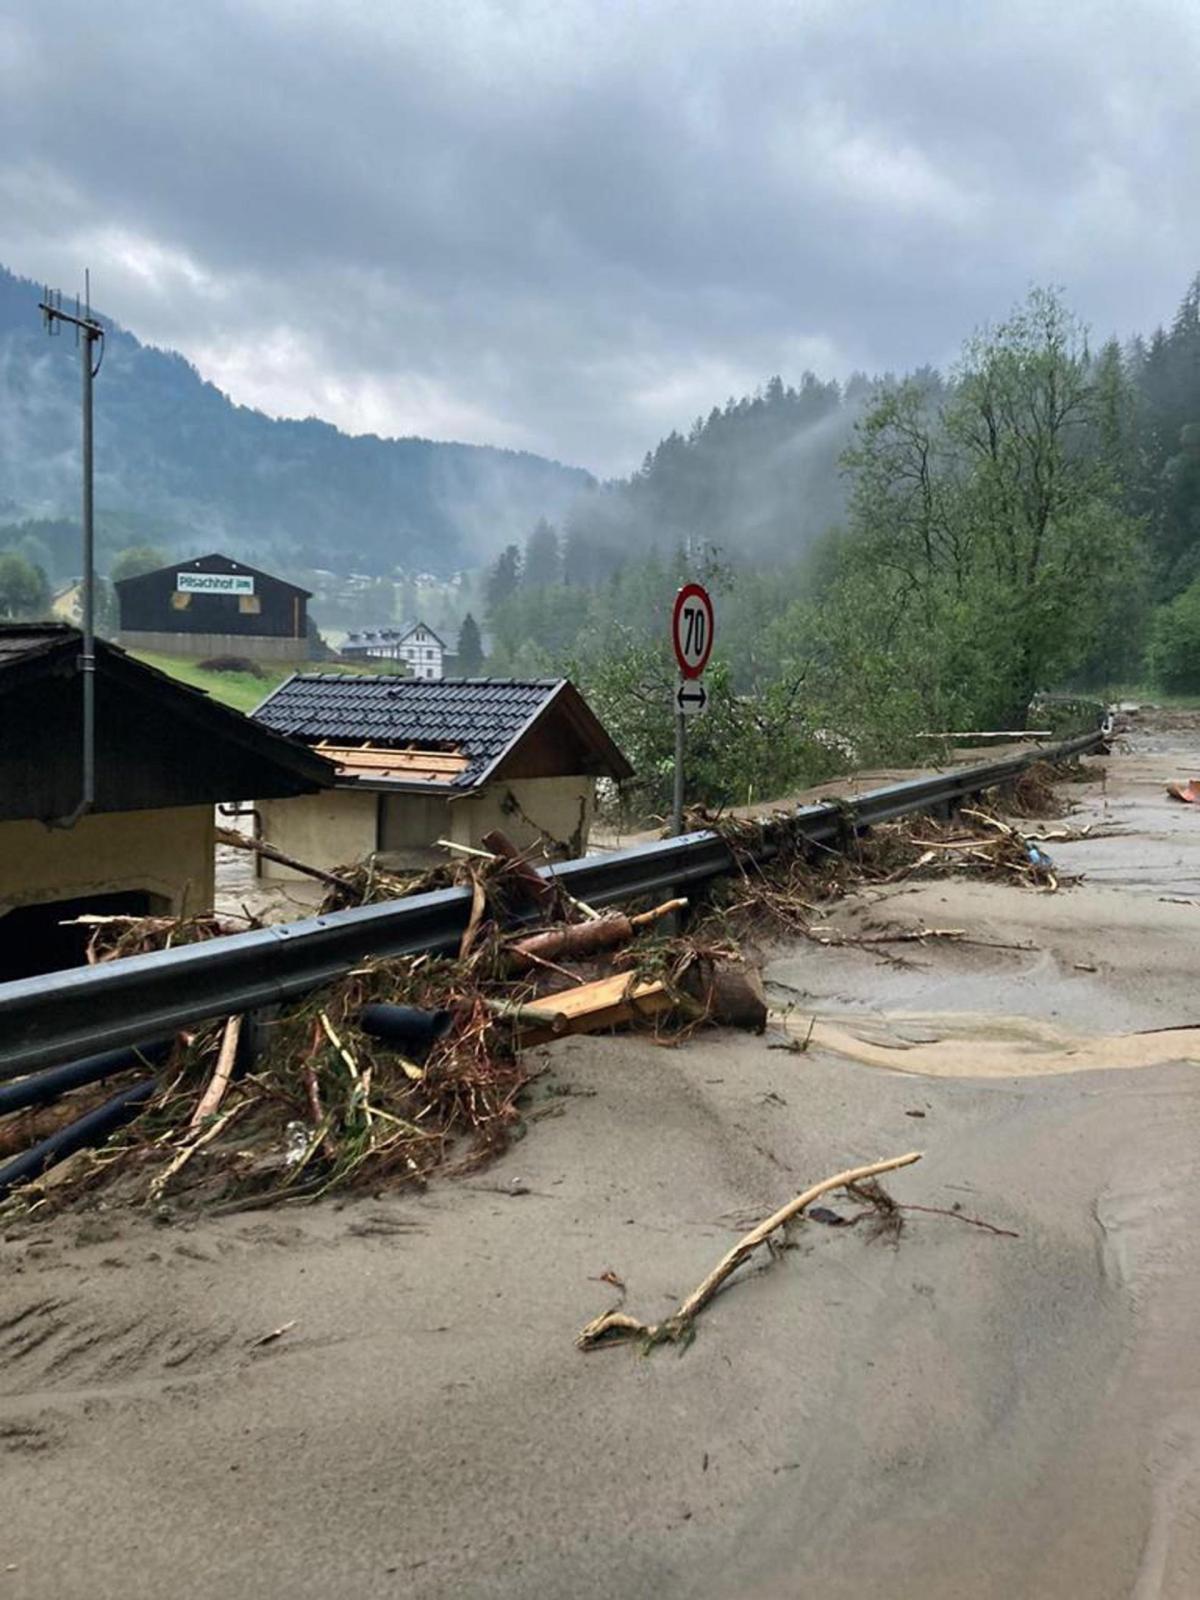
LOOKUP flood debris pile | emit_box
[0,755,1097,1215]
[864,807,1065,891]
[701,757,1098,939]
[68,909,259,964]
[0,832,764,1216]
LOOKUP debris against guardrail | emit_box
[0,740,1104,1214]
[0,836,768,1212]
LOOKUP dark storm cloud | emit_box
[2,0,1198,473]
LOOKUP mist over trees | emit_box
[0,264,590,578]
[485,277,1200,815]
[12,245,1200,812]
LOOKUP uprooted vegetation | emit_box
[695,756,1103,943]
[0,840,764,1217]
[0,757,1101,1218]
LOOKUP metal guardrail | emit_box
[0,728,1104,1080]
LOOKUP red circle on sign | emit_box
[672,583,714,680]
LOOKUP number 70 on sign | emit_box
[672,582,715,680]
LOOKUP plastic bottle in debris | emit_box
[283,1121,310,1166]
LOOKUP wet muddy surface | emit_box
[4,713,1199,1598]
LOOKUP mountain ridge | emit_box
[0,264,592,576]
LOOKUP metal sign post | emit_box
[670,582,715,834]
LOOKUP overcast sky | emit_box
[3,0,1199,476]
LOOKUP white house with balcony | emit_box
[339,620,446,679]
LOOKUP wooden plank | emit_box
[515,973,674,1043]
[316,743,469,778]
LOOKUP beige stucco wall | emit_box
[258,776,596,877]
[119,630,307,662]
[258,789,380,880]
[379,793,452,855]
[448,776,595,858]
[0,805,215,919]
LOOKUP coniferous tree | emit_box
[485,544,522,617]
[456,612,484,675]
[523,519,562,588]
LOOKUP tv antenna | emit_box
[38,272,105,828]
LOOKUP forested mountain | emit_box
[0,265,591,576]
[478,274,1200,816]
[556,371,869,582]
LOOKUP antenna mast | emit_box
[38,276,105,829]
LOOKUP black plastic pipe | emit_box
[0,1078,155,1199]
[358,1003,453,1062]
[0,1039,170,1118]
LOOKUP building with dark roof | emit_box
[251,674,632,873]
[0,624,333,978]
[115,551,313,662]
[340,620,446,679]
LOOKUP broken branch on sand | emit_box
[806,926,965,948]
[576,1150,923,1351]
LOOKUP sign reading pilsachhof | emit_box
[176,572,255,596]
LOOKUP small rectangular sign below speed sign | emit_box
[676,679,707,716]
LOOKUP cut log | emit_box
[484,998,568,1034]
[506,897,688,972]
[680,960,768,1033]
[507,914,633,970]
[480,828,558,910]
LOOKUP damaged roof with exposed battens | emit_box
[251,675,632,794]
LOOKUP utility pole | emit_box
[38,278,105,828]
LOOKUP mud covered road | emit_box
[3,714,1199,1598]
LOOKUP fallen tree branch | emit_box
[900,1202,1019,1238]
[150,1099,249,1203]
[807,926,965,948]
[576,1150,923,1351]
[189,1014,242,1129]
[216,827,355,891]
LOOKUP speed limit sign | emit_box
[672,583,714,680]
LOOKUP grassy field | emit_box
[130,651,408,713]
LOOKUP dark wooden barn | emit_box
[116,552,311,662]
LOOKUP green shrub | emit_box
[1146,579,1200,693]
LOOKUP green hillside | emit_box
[131,651,407,714]
[0,265,591,579]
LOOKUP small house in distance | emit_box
[340,621,446,679]
[116,552,311,662]
[0,625,333,979]
[252,675,632,875]
[50,579,85,626]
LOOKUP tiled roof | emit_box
[342,619,445,650]
[0,623,334,812]
[0,623,74,667]
[253,675,564,787]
